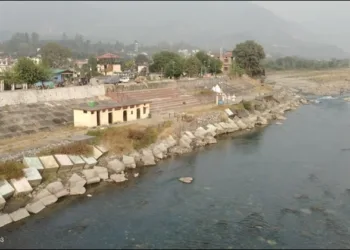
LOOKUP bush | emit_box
[132,127,158,150]
[242,100,254,111]
[0,161,25,180]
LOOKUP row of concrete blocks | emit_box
[0,164,128,228]
[0,146,108,212]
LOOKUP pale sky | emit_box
[253,1,350,23]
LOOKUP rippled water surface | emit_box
[3,97,350,249]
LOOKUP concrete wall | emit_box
[0,85,105,107]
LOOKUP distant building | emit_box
[134,40,139,53]
[218,49,234,74]
[0,57,14,73]
[96,53,121,75]
[27,56,41,65]
[75,59,88,69]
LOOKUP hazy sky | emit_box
[253,1,350,23]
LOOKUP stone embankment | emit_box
[0,90,308,228]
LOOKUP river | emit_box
[2,96,350,249]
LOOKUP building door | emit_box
[96,111,100,126]
[137,108,140,119]
[108,112,113,124]
[123,110,127,122]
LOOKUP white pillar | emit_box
[11,84,15,91]
[0,80,4,92]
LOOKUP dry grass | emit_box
[0,161,25,180]
[280,68,350,83]
[37,142,93,157]
[86,121,173,154]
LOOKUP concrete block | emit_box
[81,156,97,168]
[39,155,59,175]
[40,194,57,206]
[95,145,108,154]
[107,159,125,173]
[9,208,30,222]
[0,180,15,199]
[25,200,46,214]
[46,181,69,199]
[32,189,51,202]
[23,167,42,187]
[68,173,86,188]
[0,195,5,210]
[82,169,100,184]
[10,177,33,196]
[110,173,128,183]
[92,146,104,160]
[54,154,73,172]
[0,214,12,228]
[93,166,109,180]
[70,186,86,195]
[23,157,44,173]
[68,155,85,171]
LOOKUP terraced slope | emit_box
[0,97,108,140]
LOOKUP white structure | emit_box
[211,84,236,105]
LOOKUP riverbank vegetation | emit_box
[263,56,349,71]
[37,142,94,157]
[0,161,25,180]
[86,121,173,154]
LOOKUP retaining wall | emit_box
[0,85,105,107]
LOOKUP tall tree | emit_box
[149,51,182,73]
[41,42,71,68]
[135,54,149,66]
[12,58,50,85]
[184,56,201,77]
[232,40,266,77]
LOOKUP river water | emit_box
[2,96,350,249]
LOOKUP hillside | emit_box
[0,1,348,59]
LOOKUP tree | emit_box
[12,58,50,85]
[149,51,182,73]
[164,57,184,79]
[122,60,135,71]
[232,40,266,77]
[30,32,40,47]
[135,54,149,66]
[87,56,98,73]
[184,56,201,77]
[41,42,71,68]
[208,58,222,74]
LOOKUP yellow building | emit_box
[73,100,151,128]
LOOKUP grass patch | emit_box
[194,89,215,96]
[37,142,93,157]
[0,161,25,180]
[86,121,173,154]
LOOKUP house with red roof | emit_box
[96,53,122,75]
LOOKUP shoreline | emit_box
[0,89,308,228]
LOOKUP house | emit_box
[0,57,14,73]
[51,69,74,84]
[75,59,88,69]
[72,100,151,128]
[96,53,121,75]
[218,50,234,74]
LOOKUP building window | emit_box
[224,67,228,72]
[143,107,147,114]
[131,111,133,115]
[83,110,87,114]
[224,58,228,63]
[91,111,94,114]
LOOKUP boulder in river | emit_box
[141,149,156,166]
[107,159,125,174]
[46,181,69,198]
[179,177,193,184]
[25,200,46,214]
[110,173,128,183]
[122,155,136,169]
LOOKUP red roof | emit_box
[96,53,119,60]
